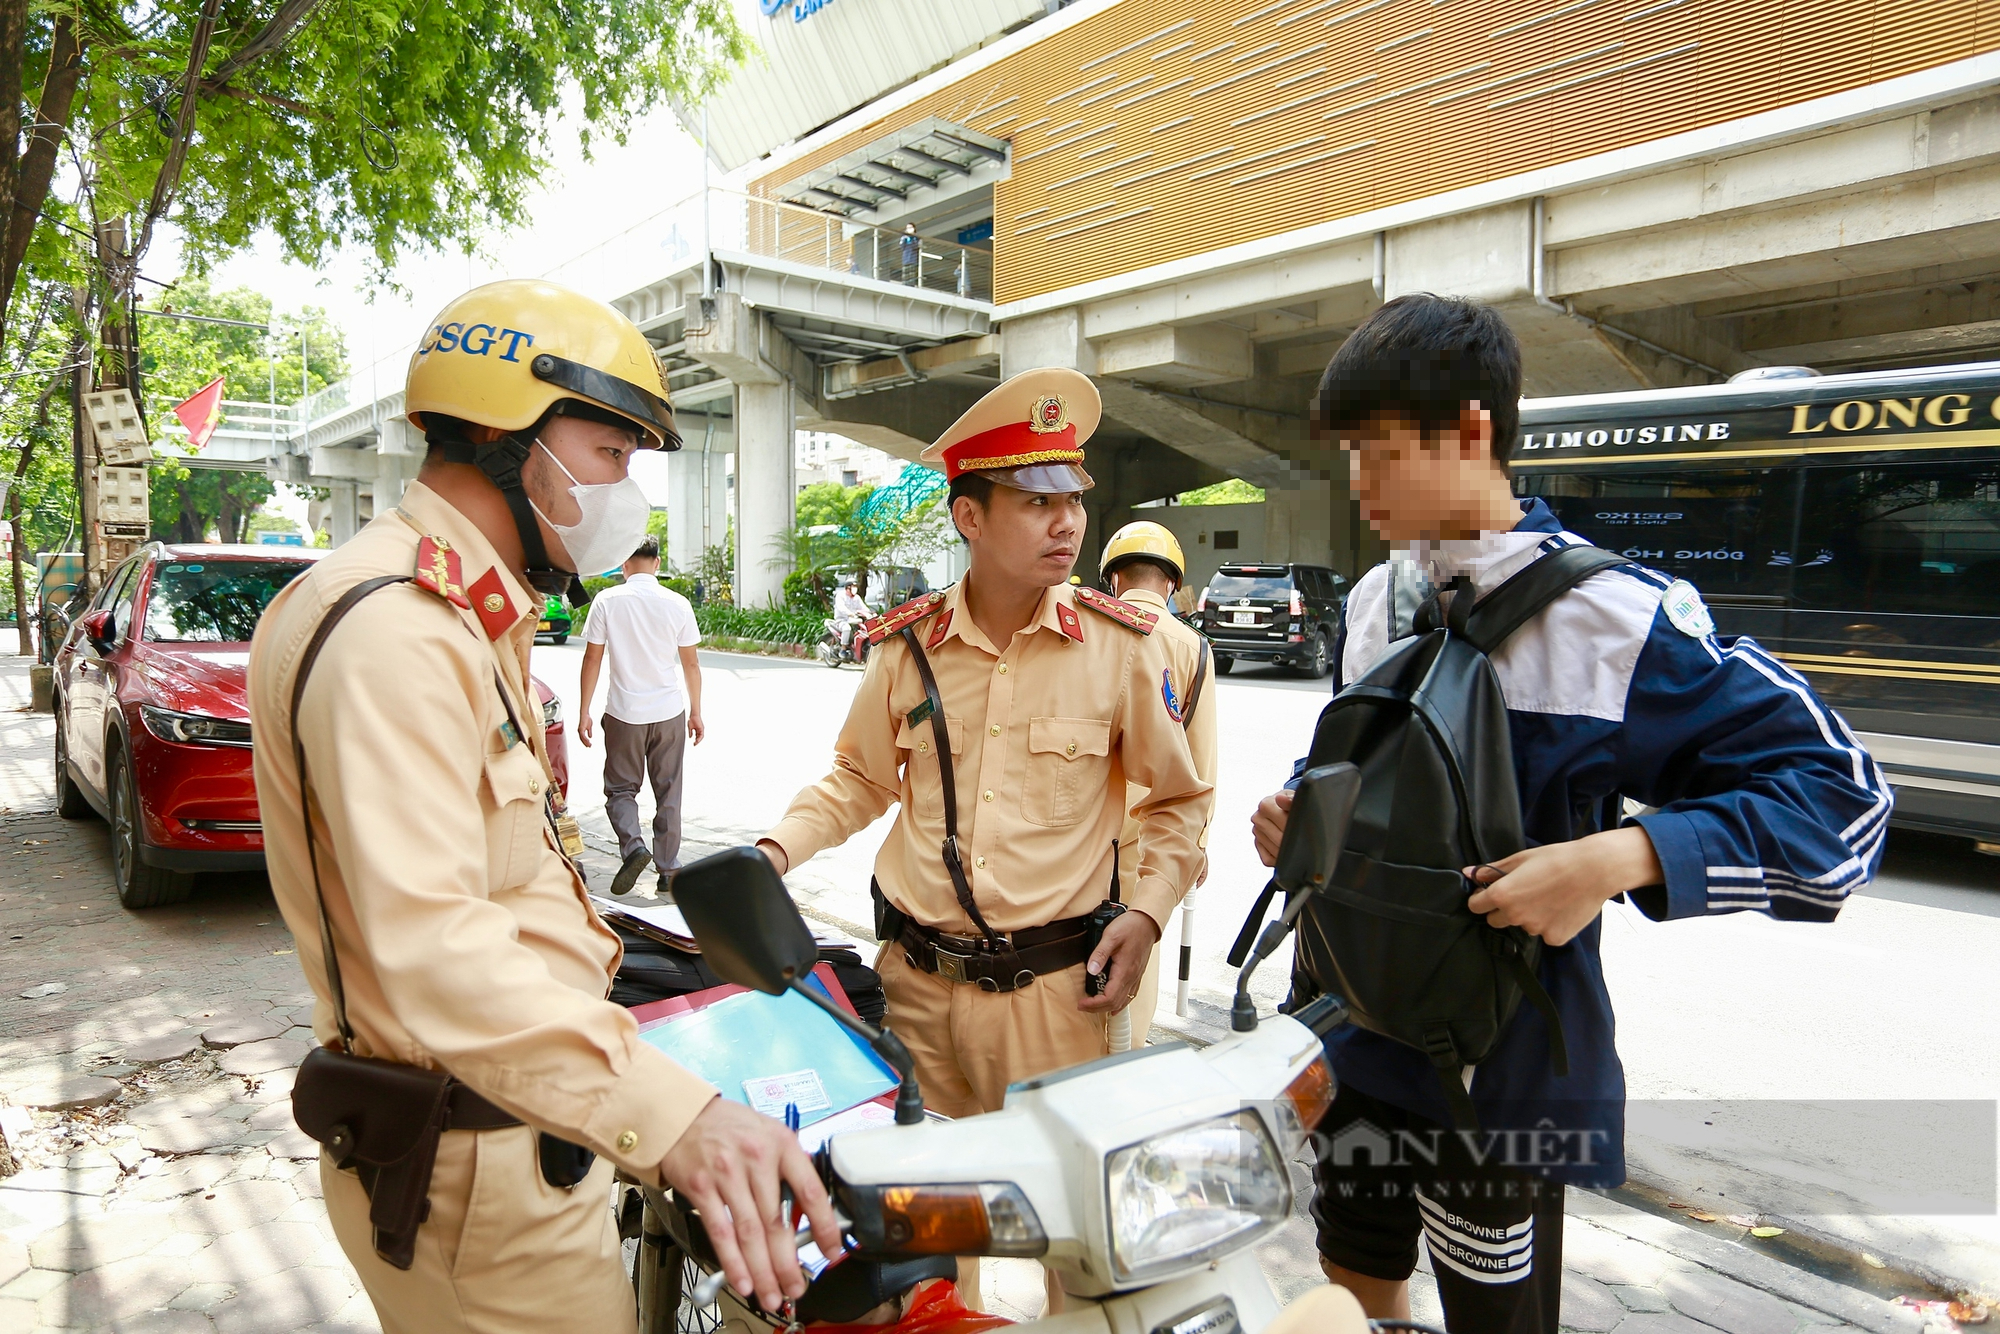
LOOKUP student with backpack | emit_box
[1250,294,1890,1333]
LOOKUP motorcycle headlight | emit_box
[1105,1110,1291,1282]
[140,705,253,748]
[541,695,562,727]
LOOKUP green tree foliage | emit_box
[0,0,747,345]
[1177,478,1265,506]
[138,277,348,542]
[773,480,949,610]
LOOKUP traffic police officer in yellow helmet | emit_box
[1099,520,1219,1050]
[249,279,840,1333]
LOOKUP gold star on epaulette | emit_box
[1075,585,1157,635]
[862,591,948,646]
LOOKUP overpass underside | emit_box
[282,66,2000,598]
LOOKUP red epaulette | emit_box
[1075,585,1157,636]
[413,535,471,610]
[862,590,948,646]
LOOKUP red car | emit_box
[54,543,570,909]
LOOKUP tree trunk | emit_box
[0,14,82,337]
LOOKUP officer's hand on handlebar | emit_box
[1252,788,1293,867]
[659,1096,843,1313]
[1080,910,1159,1014]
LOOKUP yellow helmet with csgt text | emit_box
[404,279,680,450]
[1100,520,1186,587]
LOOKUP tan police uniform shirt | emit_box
[1117,587,1219,875]
[764,578,1213,934]
[248,481,716,1182]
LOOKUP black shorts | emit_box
[1310,1083,1565,1334]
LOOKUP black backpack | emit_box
[1289,545,1629,1129]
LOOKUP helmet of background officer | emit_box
[404,279,679,585]
[920,368,1099,585]
[1099,520,1185,599]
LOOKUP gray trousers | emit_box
[601,713,687,873]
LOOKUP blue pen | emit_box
[784,1101,800,1133]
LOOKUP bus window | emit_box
[1515,468,1797,597]
[1794,462,2000,620]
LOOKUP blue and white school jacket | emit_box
[1295,497,1890,1185]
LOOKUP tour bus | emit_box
[1513,362,2000,849]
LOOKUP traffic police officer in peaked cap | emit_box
[757,367,1213,1309]
[1098,521,1219,1050]
[249,279,840,1332]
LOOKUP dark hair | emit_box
[630,535,661,562]
[1315,294,1522,471]
[947,472,996,540]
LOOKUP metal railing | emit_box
[739,193,992,301]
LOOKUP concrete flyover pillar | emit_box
[373,449,410,519]
[665,415,734,576]
[733,382,794,608]
[329,482,360,545]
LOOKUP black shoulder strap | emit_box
[1180,637,1210,731]
[290,576,411,1051]
[1462,546,1631,655]
[898,626,1003,947]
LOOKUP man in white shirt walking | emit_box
[579,536,704,895]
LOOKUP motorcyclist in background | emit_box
[833,579,875,662]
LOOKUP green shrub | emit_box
[695,603,822,646]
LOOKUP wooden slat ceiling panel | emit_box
[754,0,1992,304]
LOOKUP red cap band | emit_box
[940,422,1083,480]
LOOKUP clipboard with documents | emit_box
[629,964,898,1130]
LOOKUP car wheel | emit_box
[1304,631,1332,678]
[107,748,193,909]
[54,716,94,820]
[1213,655,1234,676]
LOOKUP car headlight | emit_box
[140,705,253,748]
[1106,1110,1290,1282]
[542,695,562,727]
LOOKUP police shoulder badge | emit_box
[1028,395,1069,434]
[1161,668,1183,723]
[1074,585,1156,635]
[414,535,472,610]
[1661,579,1715,638]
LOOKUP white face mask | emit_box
[527,438,652,576]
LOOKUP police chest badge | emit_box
[1662,579,1714,638]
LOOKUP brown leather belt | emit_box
[446,1082,521,1130]
[897,913,1094,993]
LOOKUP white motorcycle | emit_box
[628,764,1435,1334]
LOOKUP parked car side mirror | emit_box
[80,609,115,650]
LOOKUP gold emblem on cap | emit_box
[483,593,506,614]
[1028,395,1069,434]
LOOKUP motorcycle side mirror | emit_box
[672,845,817,995]
[1274,762,1362,896]
[673,845,927,1126]
[1229,763,1362,1033]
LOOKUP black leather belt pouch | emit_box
[293,1046,453,1270]
[870,877,909,945]
[538,1133,596,1189]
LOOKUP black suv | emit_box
[1196,563,1348,677]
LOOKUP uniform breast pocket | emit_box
[1025,716,1112,828]
[482,746,547,889]
[894,715,963,819]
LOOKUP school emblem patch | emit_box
[1662,579,1714,638]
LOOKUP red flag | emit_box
[172,376,225,452]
